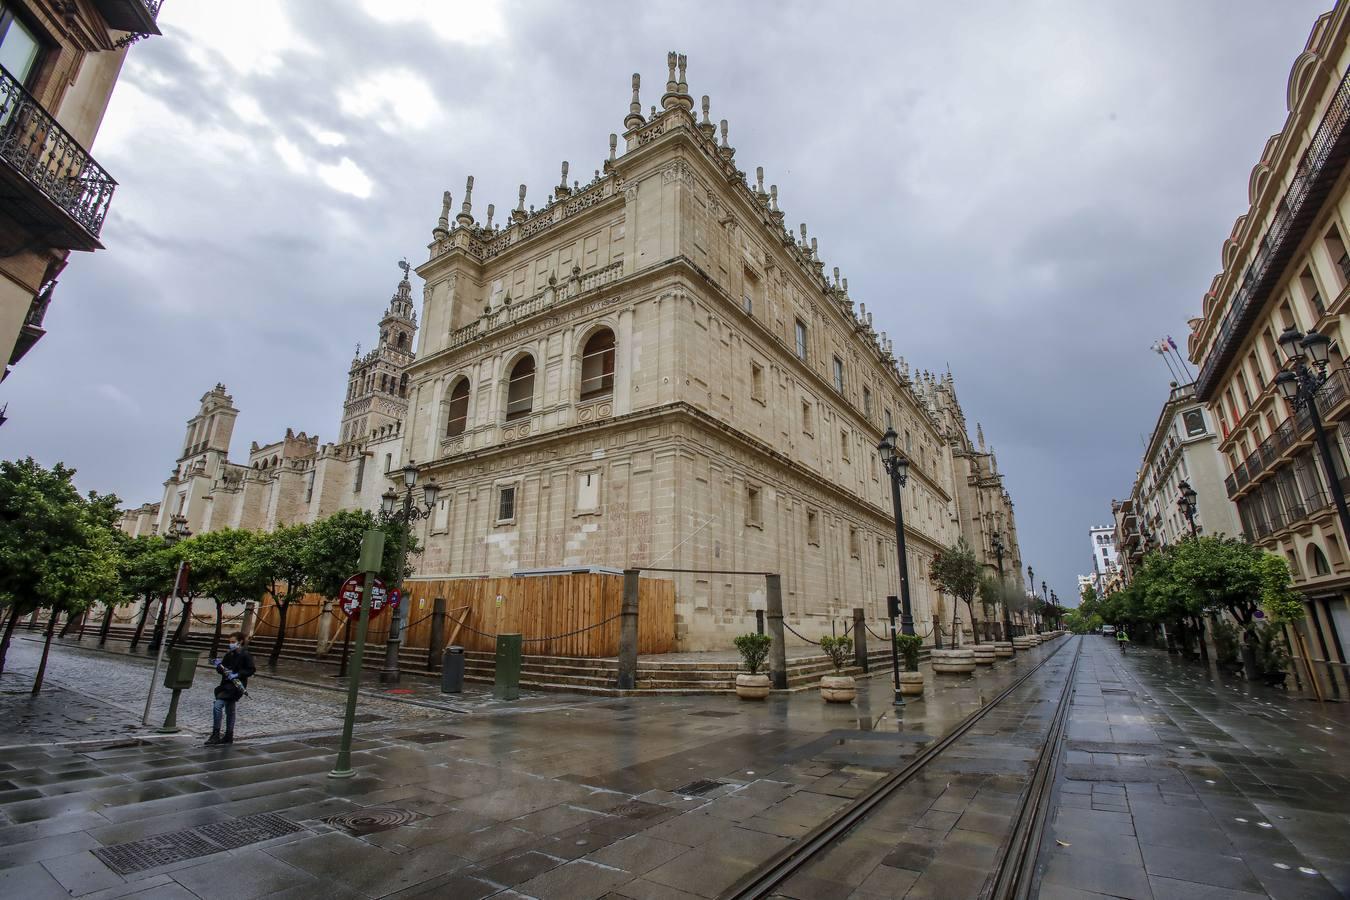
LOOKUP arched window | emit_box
[1311,544,1333,576]
[580,328,616,400]
[506,356,535,421]
[445,378,470,437]
[399,373,409,397]
[398,332,407,350]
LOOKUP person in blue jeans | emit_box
[206,632,254,745]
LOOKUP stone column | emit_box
[316,600,334,657]
[766,574,787,690]
[616,569,640,690]
[852,608,868,672]
[241,600,257,645]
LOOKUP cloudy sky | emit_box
[0,0,1329,601]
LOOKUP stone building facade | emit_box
[1,0,162,386]
[399,54,1023,649]
[119,268,417,537]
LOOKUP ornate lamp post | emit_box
[1024,565,1034,637]
[1177,480,1200,537]
[378,462,439,685]
[990,532,1015,654]
[1039,580,1049,634]
[1275,327,1350,549]
[878,427,914,708]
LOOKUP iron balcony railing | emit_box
[1196,67,1350,400]
[0,64,117,247]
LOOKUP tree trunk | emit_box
[168,598,192,648]
[1194,616,1210,663]
[98,604,114,646]
[967,601,981,644]
[0,605,22,676]
[270,601,289,668]
[129,595,151,651]
[59,611,81,639]
[32,612,60,696]
[148,596,168,653]
[209,601,225,660]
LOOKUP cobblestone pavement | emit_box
[0,636,1072,899]
[1036,636,1350,899]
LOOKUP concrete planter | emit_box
[899,670,925,696]
[972,645,997,665]
[735,673,771,700]
[1012,636,1033,650]
[931,648,977,674]
[820,674,857,703]
[993,641,1014,658]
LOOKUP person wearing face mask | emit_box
[206,631,255,746]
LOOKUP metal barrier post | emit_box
[853,608,868,672]
[428,597,446,671]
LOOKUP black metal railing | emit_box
[1196,67,1350,399]
[1225,472,1238,498]
[0,64,117,241]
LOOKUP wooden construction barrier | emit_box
[250,572,676,658]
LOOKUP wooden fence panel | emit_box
[246,573,676,658]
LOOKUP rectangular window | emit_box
[1301,267,1325,318]
[840,429,850,461]
[354,456,365,492]
[801,399,813,434]
[432,497,450,533]
[904,430,912,453]
[305,470,315,503]
[0,9,43,88]
[849,526,860,559]
[833,356,845,393]
[746,485,763,527]
[497,485,516,522]
[876,536,885,566]
[884,408,893,429]
[807,509,820,545]
[794,319,808,361]
[863,386,873,417]
[750,362,765,403]
[743,294,753,314]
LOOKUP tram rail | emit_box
[720,635,1082,900]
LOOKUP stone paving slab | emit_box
[0,634,1073,898]
[1034,637,1350,900]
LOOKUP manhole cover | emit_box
[690,710,737,718]
[612,801,671,821]
[324,807,424,836]
[397,731,465,745]
[91,813,302,875]
[194,814,301,850]
[672,779,725,797]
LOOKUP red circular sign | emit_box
[339,574,388,619]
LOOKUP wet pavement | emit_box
[1035,636,1350,900]
[0,634,1345,898]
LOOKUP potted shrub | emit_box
[1254,624,1290,689]
[896,633,924,696]
[818,635,856,702]
[733,633,773,700]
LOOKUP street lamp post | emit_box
[1025,565,1034,637]
[1040,580,1049,633]
[1275,327,1350,549]
[1177,480,1199,537]
[878,427,914,709]
[378,462,439,685]
[991,532,1014,654]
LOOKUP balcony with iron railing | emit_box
[91,0,162,36]
[0,65,117,251]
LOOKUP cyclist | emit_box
[1116,627,1130,653]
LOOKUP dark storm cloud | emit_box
[0,0,1329,600]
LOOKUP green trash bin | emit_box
[494,634,522,701]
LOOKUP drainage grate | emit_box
[193,813,302,851]
[673,779,725,797]
[323,807,424,836]
[397,731,464,745]
[92,813,301,876]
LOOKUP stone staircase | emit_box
[94,625,917,696]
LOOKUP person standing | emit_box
[206,631,254,745]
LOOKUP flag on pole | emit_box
[1167,335,1178,351]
